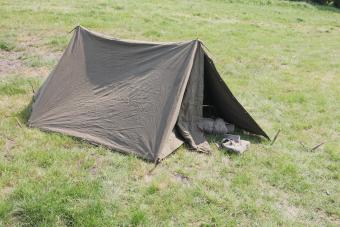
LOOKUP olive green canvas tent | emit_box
[29,26,268,162]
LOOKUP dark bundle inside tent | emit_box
[29,26,268,161]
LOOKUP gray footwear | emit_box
[221,136,250,154]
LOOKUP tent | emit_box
[29,26,268,162]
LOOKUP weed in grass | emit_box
[145,184,159,195]
[0,40,15,51]
[130,210,147,226]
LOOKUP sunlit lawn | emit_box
[0,0,339,226]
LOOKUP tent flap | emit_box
[204,54,269,139]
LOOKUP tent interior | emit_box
[202,54,268,139]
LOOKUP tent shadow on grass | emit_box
[17,98,33,125]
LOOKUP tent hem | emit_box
[31,125,156,162]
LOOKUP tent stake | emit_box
[28,81,35,95]
[15,117,23,128]
[148,158,160,175]
[299,141,325,152]
[310,142,325,152]
[270,129,281,145]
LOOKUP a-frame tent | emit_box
[29,26,268,162]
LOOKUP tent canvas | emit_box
[29,26,268,162]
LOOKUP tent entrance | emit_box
[203,54,223,120]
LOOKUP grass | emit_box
[19,54,57,68]
[0,40,15,52]
[0,0,339,226]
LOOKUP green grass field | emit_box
[0,0,339,226]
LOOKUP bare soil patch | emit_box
[0,50,24,76]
